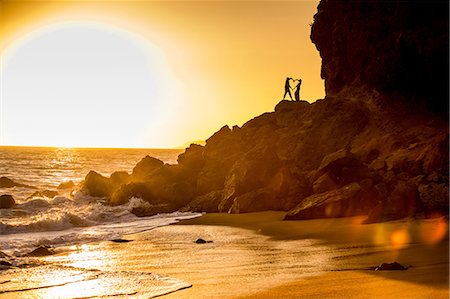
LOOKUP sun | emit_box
[1,22,183,148]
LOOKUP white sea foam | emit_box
[0,208,201,254]
[0,147,198,255]
[0,191,201,253]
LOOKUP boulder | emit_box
[285,183,378,220]
[57,181,75,190]
[110,171,131,187]
[111,182,155,206]
[144,165,196,207]
[110,239,132,243]
[274,100,312,127]
[196,164,229,196]
[205,125,232,145]
[132,156,164,181]
[0,194,15,209]
[0,260,12,267]
[314,149,373,187]
[219,147,282,212]
[24,245,55,257]
[196,125,244,196]
[0,259,13,270]
[375,262,407,271]
[177,144,205,170]
[180,190,223,213]
[266,167,313,210]
[82,171,112,198]
[0,176,17,188]
[195,238,212,244]
[112,164,196,209]
[313,172,338,194]
[0,176,35,189]
[229,188,278,214]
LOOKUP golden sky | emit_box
[0,0,324,148]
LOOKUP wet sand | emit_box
[6,212,449,298]
[162,213,449,298]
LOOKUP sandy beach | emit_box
[23,211,446,298]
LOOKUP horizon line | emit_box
[0,144,187,150]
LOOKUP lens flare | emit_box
[390,229,410,250]
[420,217,448,246]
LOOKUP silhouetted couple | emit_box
[283,77,302,101]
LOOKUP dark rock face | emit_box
[311,0,449,114]
[0,194,15,209]
[418,175,449,217]
[365,181,419,223]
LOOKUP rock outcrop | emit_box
[82,171,112,198]
[0,194,15,209]
[79,0,448,222]
[24,245,55,257]
[311,0,449,115]
[57,181,75,190]
[0,176,35,189]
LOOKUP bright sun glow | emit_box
[1,22,183,148]
[1,1,324,149]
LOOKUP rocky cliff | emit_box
[311,0,449,115]
[80,0,448,222]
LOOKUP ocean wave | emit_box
[1,195,141,234]
[0,211,201,254]
[0,189,202,253]
[0,211,95,234]
[0,147,193,253]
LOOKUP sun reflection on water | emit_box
[57,244,113,270]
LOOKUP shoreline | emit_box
[4,212,448,298]
[164,212,449,298]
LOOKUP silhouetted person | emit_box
[283,77,293,100]
[293,79,302,101]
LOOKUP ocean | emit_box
[0,146,201,254]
